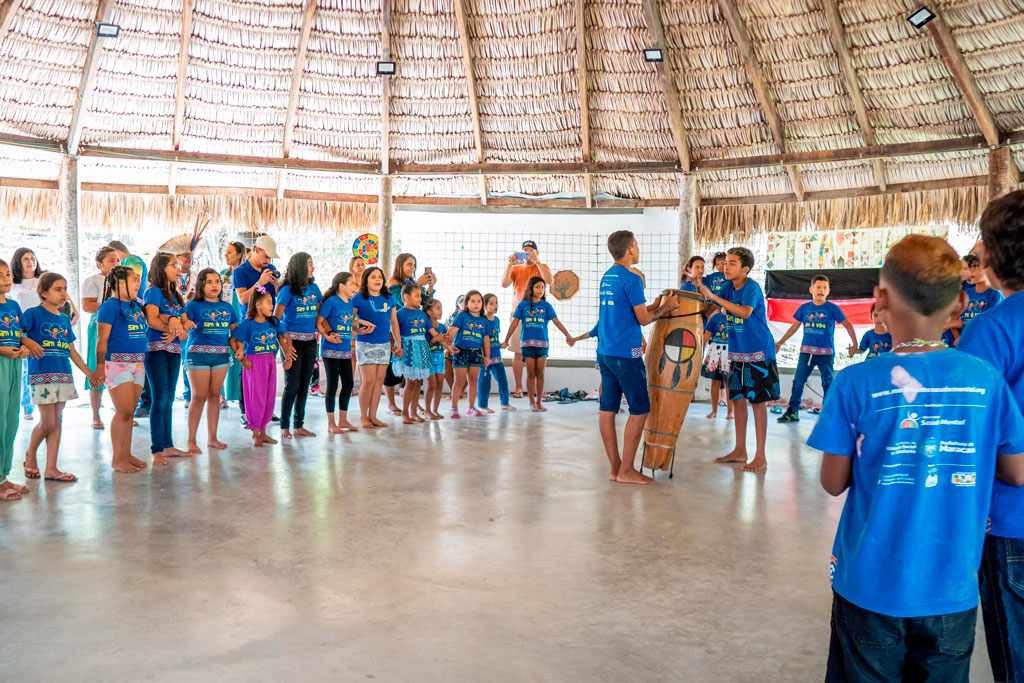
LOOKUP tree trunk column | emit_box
[678,172,697,282]
[59,155,82,334]
[378,176,393,276]
[987,146,1015,201]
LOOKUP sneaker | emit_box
[240,414,250,428]
[271,415,280,423]
[466,408,482,417]
[777,408,799,423]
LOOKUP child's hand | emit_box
[327,333,342,344]
[357,321,376,334]
[567,337,577,347]
[161,330,177,343]
[848,345,859,357]
[241,358,252,370]
[16,345,30,359]
[393,345,403,358]
[91,370,105,387]
[234,350,245,362]
[774,340,783,353]
[500,341,508,350]
[282,357,292,370]
[22,338,44,358]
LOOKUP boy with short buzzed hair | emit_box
[811,234,1024,682]
[700,247,778,473]
[775,275,858,423]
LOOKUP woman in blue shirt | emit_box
[353,267,400,428]
[274,252,322,439]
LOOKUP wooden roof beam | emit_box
[67,0,115,156]
[0,0,23,43]
[577,0,593,207]
[379,0,390,176]
[277,0,318,199]
[640,0,691,172]
[717,0,804,200]
[453,0,488,204]
[822,0,885,191]
[170,0,194,196]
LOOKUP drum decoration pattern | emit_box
[642,289,705,473]
[352,233,380,264]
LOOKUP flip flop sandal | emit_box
[44,472,77,482]
[0,488,22,500]
[91,421,104,430]
[23,462,40,479]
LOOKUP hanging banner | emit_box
[765,225,950,271]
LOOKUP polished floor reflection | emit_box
[0,399,994,681]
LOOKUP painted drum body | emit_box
[642,289,704,470]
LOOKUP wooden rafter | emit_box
[170,0,194,196]
[379,0,390,176]
[277,0,318,198]
[716,0,804,200]
[577,0,592,206]
[0,0,23,43]
[640,0,691,172]
[822,0,885,191]
[453,0,487,204]
[926,14,1019,185]
[67,0,115,155]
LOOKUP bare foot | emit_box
[111,459,142,473]
[531,404,542,413]
[128,454,147,468]
[361,418,375,428]
[328,425,345,434]
[609,471,618,481]
[370,418,388,428]
[706,411,717,419]
[538,404,547,412]
[387,407,402,416]
[208,439,228,450]
[429,412,444,420]
[481,407,495,414]
[252,434,265,448]
[1,480,28,494]
[742,457,768,473]
[403,417,414,424]
[164,447,192,458]
[153,454,169,466]
[294,428,316,437]
[616,469,655,485]
[186,442,202,455]
[413,415,425,423]
[262,434,278,445]
[726,413,735,420]
[502,405,517,411]
[338,419,359,431]
[715,450,747,464]
[281,430,293,439]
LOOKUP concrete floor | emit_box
[0,397,995,682]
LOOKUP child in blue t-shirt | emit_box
[702,252,728,297]
[810,234,1024,682]
[478,293,513,413]
[850,304,891,360]
[21,273,98,483]
[943,253,1004,346]
[448,290,491,418]
[679,255,704,294]
[503,277,572,413]
[700,306,733,420]
[956,190,1024,681]
[422,297,452,420]
[317,271,365,434]
[391,284,442,424]
[0,257,36,499]
[700,247,779,473]
[273,253,323,439]
[774,275,858,422]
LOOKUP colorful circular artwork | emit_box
[352,234,379,265]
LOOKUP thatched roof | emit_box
[0,0,1021,233]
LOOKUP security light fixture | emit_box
[96,22,120,38]
[643,49,663,63]
[376,61,396,76]
[907,7,935,29]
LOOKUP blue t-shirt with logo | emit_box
[21,306,76,384]
[143,287,185,352]
[231,259,276,300]
[959,293,1024,538]
[808,349,1024,617]
[396,307,429,338]
[451,311,487,349]
[720,279,775,362]
[184,300,239,351]
[0,299,23,348]
[859,329,892,359]
[484,318,501,359]
[352,293,394,345]
[230,318,288,356]
[513,299,557,348]
[97,298,148,359]
[597,265,645,359]
[793,300,846,356]
[276,283,322,338]
[318,295,354,358]
[704,312,729,345]
[680,280,698,293]
[961,286,1003,326]
[429,322,448,354]
[703,272,728,296]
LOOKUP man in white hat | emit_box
[233,235,281,307]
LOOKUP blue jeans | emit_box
[478,362,509,408]
[145,350,181,454]
[788,352,834,411]
[980,534,1024,682]
[597,353,650,415]
[181,338,192,401]
[825,591,976,682]
[19,361,32,415]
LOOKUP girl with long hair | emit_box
[503,277,572,412]
[10,247,41,421]
[0,258,36,499]
[317,271,369,433]
[448,290,490,418]
[81,245,121,430]
[274,252,322,439]
[352,267,400,428]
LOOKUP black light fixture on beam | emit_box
[643,49,663,63]
[96,22,120,38]
[376,61,396,76]
[907,6,935,29]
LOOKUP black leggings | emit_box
[280,338,318,429]
[323,357,354,413]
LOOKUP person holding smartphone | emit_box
[500,239,552,399]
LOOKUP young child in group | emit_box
[701,305,733,420]
[943,253,1004,347]
[21,273,99,482]
[93,266,149,473]
[183,268,239,453]
[317,272,366,433]
[956,189,1024,683]
[274,252,323,439]
[0,259,35,500]
[849,304,891,359]
[230,287,296,447]
[390,284,439,424]
[443,293,464,393]
[774,275,858,423]
[449,290,490,418]
[702,252,728,296]
[422,298,449,420]
[503,277,572,413]
[680,255,705,293]
[478,293,513,413]
[352,266,400,429]
[809,233,1024,682]
[700,247,779,473]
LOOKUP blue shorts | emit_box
[453,347,484,368]
[184,350,232,371]
[597,353,650,415]
[521,346,549,359]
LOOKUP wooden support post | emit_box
[988,146,1015,201]
[378,176,393,277]
[59,156,82,334]
[479,175,487,206]
[678,173,697,281]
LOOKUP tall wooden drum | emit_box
[642,289,705,473]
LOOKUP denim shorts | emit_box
[597,353,650,415]
[453,347,484,368]
[184,350,231,371]
[521,346,549,360]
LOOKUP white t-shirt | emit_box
[11,278,39,310]
[82,273,105,302]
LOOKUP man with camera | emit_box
[233,235,282,306]
[501,240,553,399]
